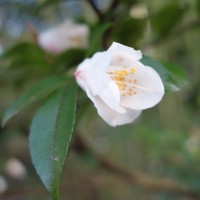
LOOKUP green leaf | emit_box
[114,18,147,46]
[1,42,50,71]
[164,82,180,92]
[29,81,77,199]
[2,42,45,63]
[161,62,188,86]
[150,3,187,37]
[1,42,42,58]
[141,55,182,92]
[141,55,169,81]
[2,76,69,126]
[121,0,139,6]
[54,48,86,70]
[196,0,200,16]
[87,23,113,57]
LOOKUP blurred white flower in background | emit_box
[185,135,200,154]
[5,158,27,180]
[75,42,164,126]
[130,3,148,20]
[0,42,3,55]
[0,175,8,194]
[38,20,89,54]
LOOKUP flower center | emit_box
[107,66,138,96]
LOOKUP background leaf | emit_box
[87,23,112,56]
[29,80,77,200]
[196,0,200,16]
[54,48,86,71]
[141,55,186,92]
[161,62,188,86]
[2,76,69,126]
[150,3,187,37]
[0,0,197,199]
[114,18,147,47]
[1,42,49,70]
[2,42,42,59]
[141,55,170,80]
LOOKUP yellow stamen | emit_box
[106,66,154,96]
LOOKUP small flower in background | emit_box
[184,129,200,155]
[38,20,89,54]
[0,175,8,194]
[5,158,27,180]
[75,42,164,126]
[0,42,3,55]
[130,3,148,20]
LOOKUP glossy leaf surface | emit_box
[30,81,77,199]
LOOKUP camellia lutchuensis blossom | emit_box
[75,42,164,126]
[38,20,89,54]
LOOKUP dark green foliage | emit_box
[2,76,69,126]
[162,62,188,87]
[0,0,194,199]
[114,18,147,46]
[87,23,113,56]
[54,49,86,69]
[1,42,49,70]
[150,3,188,37]
[141,55,187,92]
[29,81,77,200]
[196,0,200,16]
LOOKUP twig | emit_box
[102,27,113,49]
[109,0,119,11]
[98,155,198,198]
[72,134,200,199]
[87,0,104,21]
[102,0,120,49]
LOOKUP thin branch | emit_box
[102,0,119,49]
[72,134,200,199]
[87,0,104,21]
[102,27,113,49]
[109,0,119,11]
[98,155,198,198]
[25,22,38,43]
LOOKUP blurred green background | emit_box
[0,0,200,199]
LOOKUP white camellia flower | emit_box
[75,42,164,126]
[38,20,89,54]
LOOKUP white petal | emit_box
[98,80,125,113]
[76,55,108,95]
[77,42,141,96]
[109,53,139,68]
[85,51,115,95]
[93,96,141,126]
[77,52,106,95]
[75,58,90,89]
[109,42,142,61]
[75,58,91,74]
[120,63,164,110]
[81,42,141,94]
[76,76,141,126]
[76,64,125,113]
